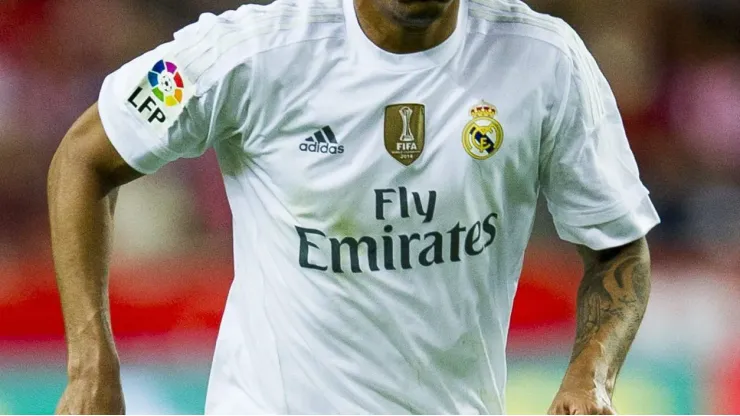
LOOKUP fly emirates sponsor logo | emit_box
[296,187,498,273]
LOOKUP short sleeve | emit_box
[98,14,234,174]
[539,28,660,250]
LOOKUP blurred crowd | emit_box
[1,0,739,266]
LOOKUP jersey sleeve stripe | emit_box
[189,16,343,86]
[167,3,343,94]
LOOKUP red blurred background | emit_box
[1,0,739,414]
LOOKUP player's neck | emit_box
[354,0,460,54]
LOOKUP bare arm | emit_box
[48,103,143,414]
[549,237,652,415]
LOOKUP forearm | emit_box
[48,144,120,375]
[565,237,651,395]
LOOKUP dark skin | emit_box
[549,238,651,415]
[354,0,460,53]
[49,105,140,415]
[49,1,651,414]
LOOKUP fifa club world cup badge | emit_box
[384,103,425,166]
[462,101,504,160]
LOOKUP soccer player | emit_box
[48,0,660,414]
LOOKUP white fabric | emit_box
[97,0,660,413]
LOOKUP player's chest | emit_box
[241,60,546,217]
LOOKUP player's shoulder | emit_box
[467,0,585,60]
[180,0,343,36]
[168,0,344,90]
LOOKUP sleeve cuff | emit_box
[553,195,661,250]
[547,181,650,227]
[97,75,174,175]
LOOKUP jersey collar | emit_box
[343,0,468,72]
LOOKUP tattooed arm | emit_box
[548,237,652,415]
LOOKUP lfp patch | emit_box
[126,59,193,134]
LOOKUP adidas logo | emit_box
[299,126,345,155]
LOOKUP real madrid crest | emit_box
[462,101,504,160]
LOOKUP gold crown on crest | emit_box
[470,101,497,118]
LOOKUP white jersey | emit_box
[98,0,660,413]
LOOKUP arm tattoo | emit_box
[569,238,651,390]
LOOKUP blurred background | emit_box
[1,0,739,414]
